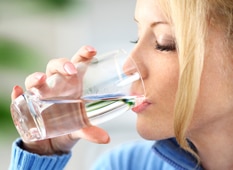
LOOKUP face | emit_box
[129,0,178,140]
[130,0,233,140]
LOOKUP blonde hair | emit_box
[157,0,233,160]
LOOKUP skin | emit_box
[130,0,179,140]
[11,0,233,169]
[11,46,110,155]
[132,0,233,169]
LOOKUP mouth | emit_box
[132,96,151,113]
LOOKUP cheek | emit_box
[136,54,179,140]
[147,55,179,107]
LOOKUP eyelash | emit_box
[130,39,176,52]
[155,40,176,52]
[130,40,139,44]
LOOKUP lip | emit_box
[132,98,151,113]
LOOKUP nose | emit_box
[124,46,146,80]
[123,56,138,76]
[122,51,146,95]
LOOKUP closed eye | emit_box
[130,38,176,52]
[155,40,176,51]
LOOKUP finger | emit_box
[46,46,96,76]
[24,72,47,90]
[11,85,24,100]
[71,45,97,63]
[45,58,77,77]
[69,125,110,144]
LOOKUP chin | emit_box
[136,120,174,141]
[136,123,158,140]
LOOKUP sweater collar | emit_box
[152,138,204,170]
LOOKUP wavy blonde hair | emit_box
[157,0,233,160]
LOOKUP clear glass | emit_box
[11,49,145,142]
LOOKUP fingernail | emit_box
[85,46,96,53]
[13,85,23,95]
[34,72,45,80]
[100,134,110,144]
[104,135,110,144]
[64,62,77,75]
[13,85,20,92]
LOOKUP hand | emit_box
[11,45,110,155]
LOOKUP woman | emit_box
[10,0,233,169]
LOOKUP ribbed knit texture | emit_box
[9,139,71,170]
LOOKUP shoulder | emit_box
[92,140,175,170]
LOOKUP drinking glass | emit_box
[11,49,145,142]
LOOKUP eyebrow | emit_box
[134,17,168,28]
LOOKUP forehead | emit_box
[135,0,166,23]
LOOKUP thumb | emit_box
[69,125,110,144]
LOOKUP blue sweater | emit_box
[9,138,203,170]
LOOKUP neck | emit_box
[189,117,233,170]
